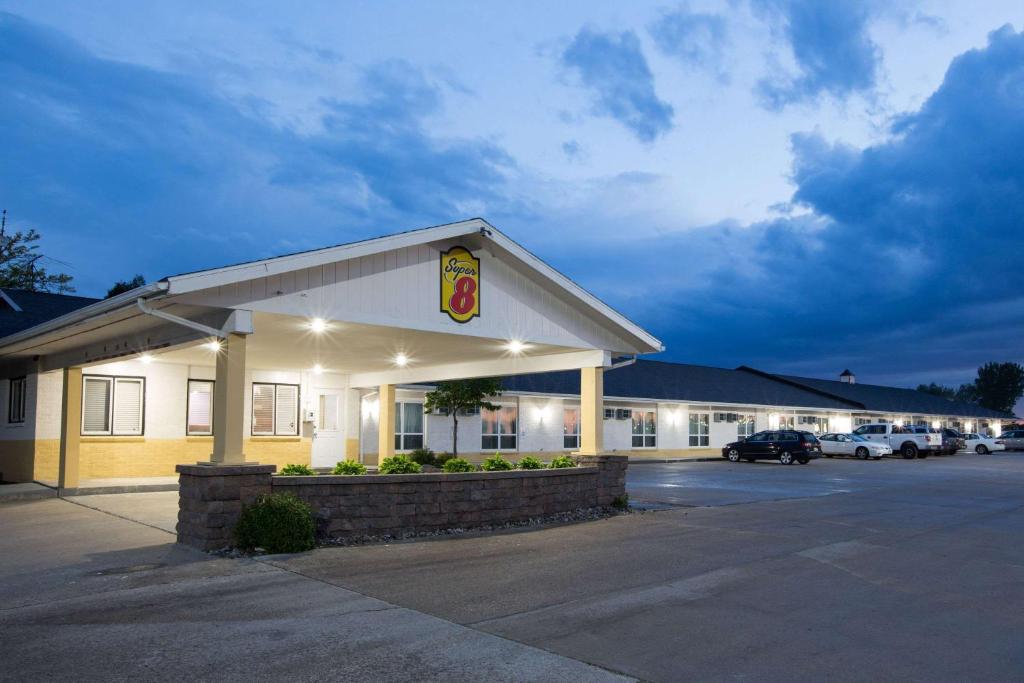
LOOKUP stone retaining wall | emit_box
[176,455,626,550]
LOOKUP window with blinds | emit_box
[187,380,214,435]
[8,376,26,424]
[252,383,299,436]
[81,375,145,436]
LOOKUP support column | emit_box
[212,332,248,464]
[578,366,604,456]
[343,388,361,461]
[58,366,82,492]
[376,383,396,466]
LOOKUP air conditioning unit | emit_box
[727,413,738,423]
[603,408,615,420]
[615,409,631,420]
[714,412,725,423]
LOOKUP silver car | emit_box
[1000,430,1024,451]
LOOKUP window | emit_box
[632,408,657,448]
[563,408,580,450]
[394,401,424,451]
[737,414,755,438]
[482,404,517,451]
[777,415,795,430]
[251,383,298,436]
[186,380,214,435]
[854,417,872,426]
[82,376,144,436]
[688,412,709,447]
[8,376,26,424]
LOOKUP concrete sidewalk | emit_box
[0,498,632,682]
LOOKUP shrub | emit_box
[332,460,367,475]
[234,493,315,554]
[611,494,629,509]
[443,457,476,473]
[379,454,422,474]
[409,448,436,466]
[481,453,515,471]
[279,463,316,476]
[434,452,455,467]
[517,455,543,470]
[548,455,577,469]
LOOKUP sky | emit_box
[1,1,1023,400]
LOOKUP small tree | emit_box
[973,362,1024,414]
[917,383,955,400]
[106,274,146,298]
[0,210,74,292]
[422,378,502,457]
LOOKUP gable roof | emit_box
[0,288,100,339]
[776,373,1015,420]
[500,359,860,410]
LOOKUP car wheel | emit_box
[976,445,989,454]
[797,455,810,465]
[855,447,869,460]
[779,451,794,465]
[901,443,918,459]
[727,449,741,462]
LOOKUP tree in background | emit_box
[106,274,146,298]
[422,378,502,457]
[973,362,1024,414]
[954,383,979,405]
[0,210,74,292]
[917,383,956,400]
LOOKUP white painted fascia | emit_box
[0,289,23,312]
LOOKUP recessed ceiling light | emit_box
[395,353,409,367]
[204,340,222,352]
[313,364,324,375]
[309,318,328,333]
[507,340,526,354]
[140,353,154,364]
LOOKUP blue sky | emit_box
[1,1,1023,397]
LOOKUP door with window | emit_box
[311,388,343,468]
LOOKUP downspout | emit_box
[608,354,637,371]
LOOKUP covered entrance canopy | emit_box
[0,219,661,489]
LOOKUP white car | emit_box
[818,433,893,459]
[962,433,1006,454]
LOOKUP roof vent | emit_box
[840,369,856,384]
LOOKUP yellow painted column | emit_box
[58,366,82,491]
[212,333,248,464]
[578,366,604,456]
[376,384,396,466]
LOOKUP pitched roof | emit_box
[0,288,100,338]
[500,360,859,410]
[776,373,1015,419]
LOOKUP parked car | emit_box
[722,430,822,465]
[962,433,1005,454]
[852,423,941,459]
[818,433,892,459]
[940,428,966,455]
[999,430,1024,451]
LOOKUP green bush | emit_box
[611,494,629,509]
[517,455,544,470]
[234,493,315,554]
[332,460,367,475]
[481,453,515,471]
[409,448,436,466]
[443,457,476,473]
[379,454,422,474]
[434,452,455,467]
[279,463,316,476]
[548,455,577,469]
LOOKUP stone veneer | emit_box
[176,455,626,551]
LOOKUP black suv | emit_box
[940,428,966,455]
[722,430,822,465]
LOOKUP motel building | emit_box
[0,219,1012,491]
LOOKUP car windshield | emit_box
[851,434,869,442]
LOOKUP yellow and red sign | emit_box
[440,245,480,323]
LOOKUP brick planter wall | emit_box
[176,455,626,550]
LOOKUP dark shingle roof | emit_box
[0,288,100,339]
[501,360,858,410]
[777,374,1015,420]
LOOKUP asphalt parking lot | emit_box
[3,453,1024,682]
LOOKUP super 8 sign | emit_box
[440,246,480,323]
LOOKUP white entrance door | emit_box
[311,389,343,468]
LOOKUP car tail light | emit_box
[801,441,817,449]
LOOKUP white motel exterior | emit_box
[0,219,1014,488]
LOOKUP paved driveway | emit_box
[4,453,1024,682]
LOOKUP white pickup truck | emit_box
[852,423,942,459]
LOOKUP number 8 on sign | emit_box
[440,246,480,323]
